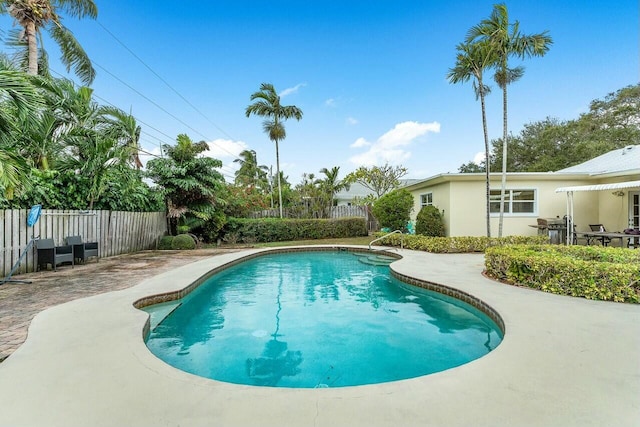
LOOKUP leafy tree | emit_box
[448,39,495,237]
[245,82,303,218]
[372,188,413,232]
[459,84,640,173]
[458,160,485,173]
[344,163,407,200]
[145,134,227,234]
[467,3,552,237]
[1,0,97,84]
[224,184,268,218]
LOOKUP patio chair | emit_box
[65,235,99,264]
[588,224,612,246]
[36,238,74,271]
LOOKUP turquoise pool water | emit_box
[144,250,503,388]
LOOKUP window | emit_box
[420,193,433,207]
[489,189,536,214]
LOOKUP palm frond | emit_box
[49,23,95,84]
[56,0,98,19]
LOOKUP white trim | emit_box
[489,188,538,217]
[420,192,433,207]
[555,180,640,193]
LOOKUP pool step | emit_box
[143,301,182,330]
[357,255,395,266]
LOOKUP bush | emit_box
[372,189,414,232]
[171,233,196,250]
[415,205,445,237]
[158,235,174,250]
[376,233,548,253]
[485,244,640,303]
[221,217,368,243]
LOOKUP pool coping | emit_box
[0,246,638,427]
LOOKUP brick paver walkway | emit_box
[0,248,239,362]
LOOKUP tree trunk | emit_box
[498,85,508,238]
[26,21,38,76]
[275,139,283,219]
[479,82,491,238]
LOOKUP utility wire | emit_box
[95,20,239,142]
[48,69,238,181]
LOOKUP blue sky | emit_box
[2,1,638,183]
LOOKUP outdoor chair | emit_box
[588,224,612,246]
[65,235,99,264]
[36,238,74,271]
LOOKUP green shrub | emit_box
[171,233,196,250]
[221,217,368,243]
[199,210,227,243]
[158,235,174,250]
[415,205,445,237]
[376,233,548,253]
[372,189,413,232]
[485,244,640,303]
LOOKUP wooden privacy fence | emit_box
[0,209,167,277]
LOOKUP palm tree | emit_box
[0,60,43,199]
[2,0,97,84]
[467,3,552,237]
[245,83,303,218]
[102,106,143,169]
[319,166,349,216]
[447,40,495,237]
[234,149,269,191]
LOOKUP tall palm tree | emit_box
[245,83,303,218]
[2,0,97,84]
[447,40,495,237]
[467,3,552,236]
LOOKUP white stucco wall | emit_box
[407,174,601,237]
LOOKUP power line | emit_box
[95,20,239,142]
[48,68,238,181]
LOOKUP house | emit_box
[403,145,640,237]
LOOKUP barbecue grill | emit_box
[536,217,567,244]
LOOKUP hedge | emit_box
[171,233,196,250]
[158,235,174,250]
[485,245,640,303]
[375,233,549,253]
[222,217,368,243]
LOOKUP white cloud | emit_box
[279,82,307,98]
[349,121,441,166]
[202,138,248,159]
[350,137,370,148]
[346,117,359,125]
[138,145,162,169]
[473,151,486,165]
[325,98,337,107]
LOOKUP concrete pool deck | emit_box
[0,246,638,426]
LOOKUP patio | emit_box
[0,247,638,426]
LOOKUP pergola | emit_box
[555,180,640,245]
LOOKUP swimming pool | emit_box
[143,249,503,388]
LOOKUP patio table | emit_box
[576,231,639,248]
